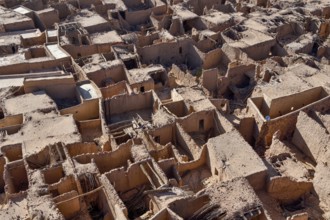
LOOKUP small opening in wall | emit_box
[0,108,4,119]
[199,119,204,131]
[154,136,160,143]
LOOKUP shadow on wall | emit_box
[138,39,203,70]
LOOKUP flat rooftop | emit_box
[201,12,233,26]
[224,28,275,48]
[171,5,198,21]
[0,113,81,156]
[3,91,57,115]
[46,44,70,59]
[90,31,123,45]
[207,130,267,180]
[72,10,109,30]
[0,6,34,30]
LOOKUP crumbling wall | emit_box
[137,32,160,47]
[177,145,207,174]
[0,156,5,193]
[138,38,202,69]
[150,208,184,220]
[60,99,99,121]
[267,176,313,204]
[35,8,60,30]
[256,95,330,146]
[51,3,72,19]
[21,32,46,47]
[150,143,173,161]
[164,100,188,117]
[0,62,28,75]
[313,161,330,217]
[66,142,100,158]
[78,118,102,142]
[202,68,218,92]
[125,9,152,26]
[276,23,303,40]
[106,160,150,192]
[4,160,29,195]
[248,97,270,122]
[71,58,88,81]
[24,76,77,99]
[21,0,44,10]
[267,87,327,118]
[93,141,132,173]
[185,0,221,15]
[49,175,79,196]
[292,111,330,163]
[203,48,223,69]
[238,117,257,145]
[2,18,35,32]
[83,22,111,34]
[179,110,221,135]
[187,45,204,69]
[221,43,252,67]
[168,195,210,219]
[24,47,47,59]
[26,143,66,170]
[158,159,181,187]
[130,78,155,93]
[79,0,102,8]
[73,141,132,173]
[1,143,22,162]
[241,40,276,61]
[62,44,99,59]
[105,91,154,116]
[101,81,129,100]
[0,114,23,128]
[99,174,128,218]
[168,17,185,36]
[53,190,81,219]
[122,0,143,8]
[225,63,255,87]
[86,61,127,87]
[43,165,64,185]
[150,124,174,146]
[175,123,199,159]
[197,38,217,53]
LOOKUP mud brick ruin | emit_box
[0,0,330,219]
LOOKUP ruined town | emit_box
[0,0,329,219]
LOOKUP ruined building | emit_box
[0,0,330,219]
